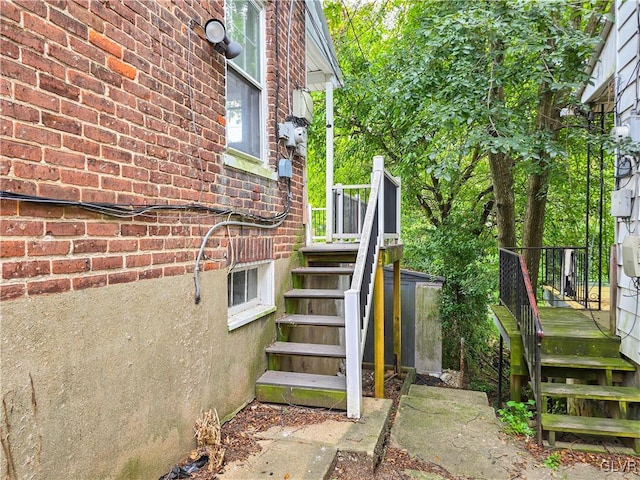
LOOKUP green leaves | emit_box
[498,400,536,437]
[308,0,611,364]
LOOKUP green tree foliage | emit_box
[403,210,497,369]
[310,0,611,369]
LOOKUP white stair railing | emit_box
[306,155,401,418]
[344,155,385,419]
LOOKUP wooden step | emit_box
[265,341,346,358]
[299,244,359,255]
[276,314,345,327]
[541,355,635,384]
[299,244,359,263]
[256,370,347,409]
[291,266,355,275]
[257,370,346,391]
[541,383,640,402]
[542,413,640,439]
[284,289,345,300]
[542,439,639,456]
[541,355,636,371]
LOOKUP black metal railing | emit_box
[513,246,597,308]
[499,248,544,445]
[334,187,368,237]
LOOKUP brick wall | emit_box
[0,0,307,301]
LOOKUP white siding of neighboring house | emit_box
[610,1,639,364]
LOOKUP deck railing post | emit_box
[393,260,401,374]
[345,289,362,418]
[374,155,384,245]
[305,203,312,245]
[336,187,344,237]
[395,176,401,242]
[374,254,385,398]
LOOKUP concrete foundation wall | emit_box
[1,257,292,479]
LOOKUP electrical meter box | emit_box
[278,123,296,148]
[611,189,632,217]
[293,90,313,125]
[621,235,640,277]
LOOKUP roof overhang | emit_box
[305,0,343,92]
[580,9,615,108]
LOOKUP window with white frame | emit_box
[225,0,274,179]
[227,260,275,330]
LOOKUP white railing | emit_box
[306,155,400,418]
[305,205,327,244]
[308,169,400,247]
[333,184,370,241]
[344,155,385,419]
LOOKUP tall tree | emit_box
[318,0,607,288]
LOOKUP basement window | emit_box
[227,260,275,330]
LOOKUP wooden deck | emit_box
[490,304,626,400]
[543,285,612,332]
[492,304,619,357]
[491,302,640,453]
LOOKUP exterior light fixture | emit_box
[204,19,242,60]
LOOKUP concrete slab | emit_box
[392,387,639,480]
[407,384,490,406]
[218,387,637,480]
[340,398,392,459]
[218,438,337,479]
[218,397,394,479]
[392,392,514,479]
[406,470,448,480]
[257,420,351,444]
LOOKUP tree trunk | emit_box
[522,172,548,291]
[486,18,516,250]
[489,151,516,248]
[522,84,559,292]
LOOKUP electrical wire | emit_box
[2,186,292,305]
[338,0,369,67]
[193,217,285,304]
[619,277,640,341]
[0,190,290,223]
[286,0,294,114]
[584,296,617,339]
[226,213,236,274]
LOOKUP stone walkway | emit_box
[217,385,639,479]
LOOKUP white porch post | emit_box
[325,78,334,243]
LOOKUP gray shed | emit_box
[363,268,444,375]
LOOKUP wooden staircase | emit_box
[537,307,640,453]
[255,244,359,410]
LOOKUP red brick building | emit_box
[0,1,341,477]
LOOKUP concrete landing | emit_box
[216,386,637,479]
[217,397,392,479]
[391,385,637,480]
[391,386,518,479]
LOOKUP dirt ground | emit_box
[162,375,639,480]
